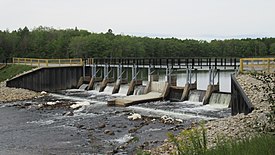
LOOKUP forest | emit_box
[0,26,275,62]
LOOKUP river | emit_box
[0,71,232,154]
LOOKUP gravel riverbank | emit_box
[150,73,275,154]
[0,81,41,103]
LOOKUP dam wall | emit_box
[6,66,83,92]
[231,74,254,115]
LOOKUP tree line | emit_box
[0,26,275,62]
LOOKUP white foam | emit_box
[49,93,95,103]
[46,100,61,106]
[110,134,134,144]
[70,101,90,109]
[64,89,86,92]
[179,103,229,115]
[46,101,57,105]
[182,101,203,105]
[27,119,55,126]
[128,106,214,120]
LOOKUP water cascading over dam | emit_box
[188,90,206,102]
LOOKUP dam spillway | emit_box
[6,57,253,116]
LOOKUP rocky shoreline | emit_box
[150,73,274,154]
[0,81,41,103]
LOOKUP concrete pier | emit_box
[99,78,115,92]
[181,82,197,101]
[108,81,169,106]
[126,79,142,96]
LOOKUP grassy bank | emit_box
[0,64,34,82]
[204,134,275,155]
[166,126,275,155]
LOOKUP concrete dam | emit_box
[6,58,253,116]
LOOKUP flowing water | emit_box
[118,84,129,96]
[188,90,206,102]
[0,71,233,154]
[209,93,231,106]
[103,84,114,94]
[79,84,89,90]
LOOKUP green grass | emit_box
[204,134,275,155]
[136,133,275,155]
[168,127,275,155]
[0,64,35,82]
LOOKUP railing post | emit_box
[215,58,217,68]
[240,58,243,73]
[224,58,226,69]
[83,60,86,77]
[234,58,237,70]
[166,65,172,84]
[267,58,270,73]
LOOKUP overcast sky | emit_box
[1,0,274,40]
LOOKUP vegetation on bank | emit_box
[0,64,34,82]
[1,26,275,62]
[143,125,275,155]
[166,123,275,155]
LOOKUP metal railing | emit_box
[13,57,83,67]
[92,57,239,69]
[240,57,275,73]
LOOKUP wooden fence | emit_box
[240,57,275,73]
[13,57,83,67]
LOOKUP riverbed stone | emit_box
[104,129,115,135]
[0,81,40,103]
[63,111,74,116]
[98,123,106,129]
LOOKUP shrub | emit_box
[167,122,207,155]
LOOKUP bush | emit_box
[168,123,275,155]
[167,123,207,155]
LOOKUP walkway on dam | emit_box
[12,58,83,67]
[12,57,275,73]
[13,57,240,70]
